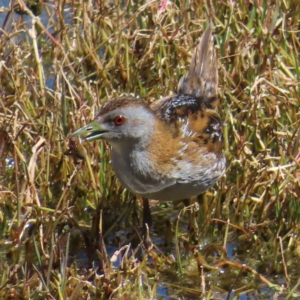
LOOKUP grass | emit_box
[0,0,300,299]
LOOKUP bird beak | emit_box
[71,120,107,142]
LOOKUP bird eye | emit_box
[113,115,126,126]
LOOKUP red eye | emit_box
[113,115,126,126]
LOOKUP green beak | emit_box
[71,120,106,142]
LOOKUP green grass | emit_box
[0,0,300,298]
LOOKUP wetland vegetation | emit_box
[0,0,300,299]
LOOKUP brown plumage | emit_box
[71,26,225,227]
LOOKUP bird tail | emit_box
[177,26,218,109]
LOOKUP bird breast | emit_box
[110,122,225,201]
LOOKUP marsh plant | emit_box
[0,0,300,299]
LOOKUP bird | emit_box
[71,26,226,234]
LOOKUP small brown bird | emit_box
[72,26,225,229]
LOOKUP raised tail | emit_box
[177,26,218,109]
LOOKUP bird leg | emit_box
[142,197,152,235]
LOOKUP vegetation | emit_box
[0,0,300,299]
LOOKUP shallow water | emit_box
[0,1,299,299]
